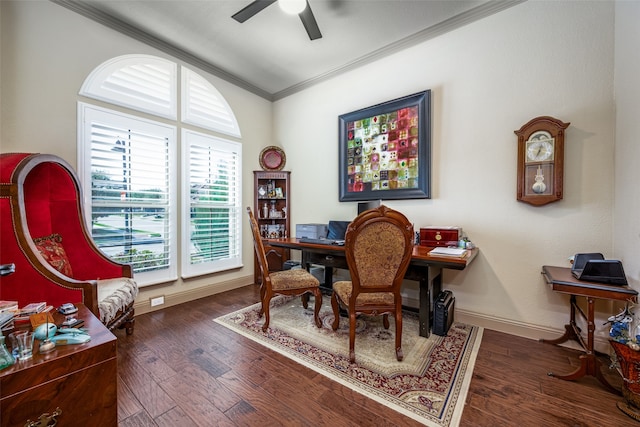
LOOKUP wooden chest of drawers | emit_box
[0,304,117,426]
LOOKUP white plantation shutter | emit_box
[79,55,242,285]
[182,130,242,277]
[80,55,177,119]
[182,67,241,138]
[79,104,178,286]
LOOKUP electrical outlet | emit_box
[150,296,165,307]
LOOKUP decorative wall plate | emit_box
[259,146,286,171]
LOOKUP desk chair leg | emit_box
[313,289,322,328]
[258,285,267,317]
[349,311,357,363]
[261,307,271,332]
[395,310,403,361]
[330,292,340,331]
[261,289,273,332]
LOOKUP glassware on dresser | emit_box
[15,331,35,360]
[0,336,15,370]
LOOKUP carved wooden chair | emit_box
[247,207,322,332]
[331,205,414,363]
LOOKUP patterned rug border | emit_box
[214,298,483,426]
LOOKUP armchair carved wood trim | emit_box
[331,205,414,363]
[0,153,138,334]
[247,207,322,331]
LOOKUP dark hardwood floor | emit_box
[116,285,636,426]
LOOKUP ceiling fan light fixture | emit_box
[279,0,306,15]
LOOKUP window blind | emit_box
[181,67,241,138]
[182,130,242,277]
[80,55,177,119]
[81,105,177,283]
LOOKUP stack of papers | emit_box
[0,300,18,314]
[19,302,47,316]
[14,302,50,323]
[429,247,468,257]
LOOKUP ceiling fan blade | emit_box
[232,0,277,23]
[299,1,322,40]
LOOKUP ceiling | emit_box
[54,0,522,101]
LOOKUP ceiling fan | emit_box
[232,0,322,40]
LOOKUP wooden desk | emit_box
[267,238,478,337]
[541,265,638,394]
[0,304,117,426]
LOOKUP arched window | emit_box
[80,54,177,119]
[181,67,241,138]
[78,55,242,286]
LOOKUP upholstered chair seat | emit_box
[97,277,139,327]
[332,281,394,306]
[269,269,321,291]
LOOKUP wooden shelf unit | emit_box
[253,171,291,284]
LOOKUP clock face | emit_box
[526,132,554,163]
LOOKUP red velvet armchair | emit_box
[0,153,137,334]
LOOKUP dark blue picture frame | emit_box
[338,90,431,202]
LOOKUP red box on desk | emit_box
[420,227,460,247]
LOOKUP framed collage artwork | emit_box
[338,90,431,202]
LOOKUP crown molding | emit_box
[51,0,274,101]
[52,0,524,102]
[272,0,525,100]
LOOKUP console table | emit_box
[267,238,477,337]
[541,265,638,394]
[0,304,117,426]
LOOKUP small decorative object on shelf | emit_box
[259,146,286,171]
[269,200,277,218]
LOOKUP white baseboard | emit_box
[134,275,254,316]
[402,295,614,355]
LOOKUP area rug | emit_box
[214,296,483,426]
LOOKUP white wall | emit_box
[614,2,640,285]
[0,1,271,311]
[274,1,620,342]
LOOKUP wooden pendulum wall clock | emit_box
[515,116,570,206]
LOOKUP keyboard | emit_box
[299,237,344,246]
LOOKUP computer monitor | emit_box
[327,220,350,240]
[357,200,381,215]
